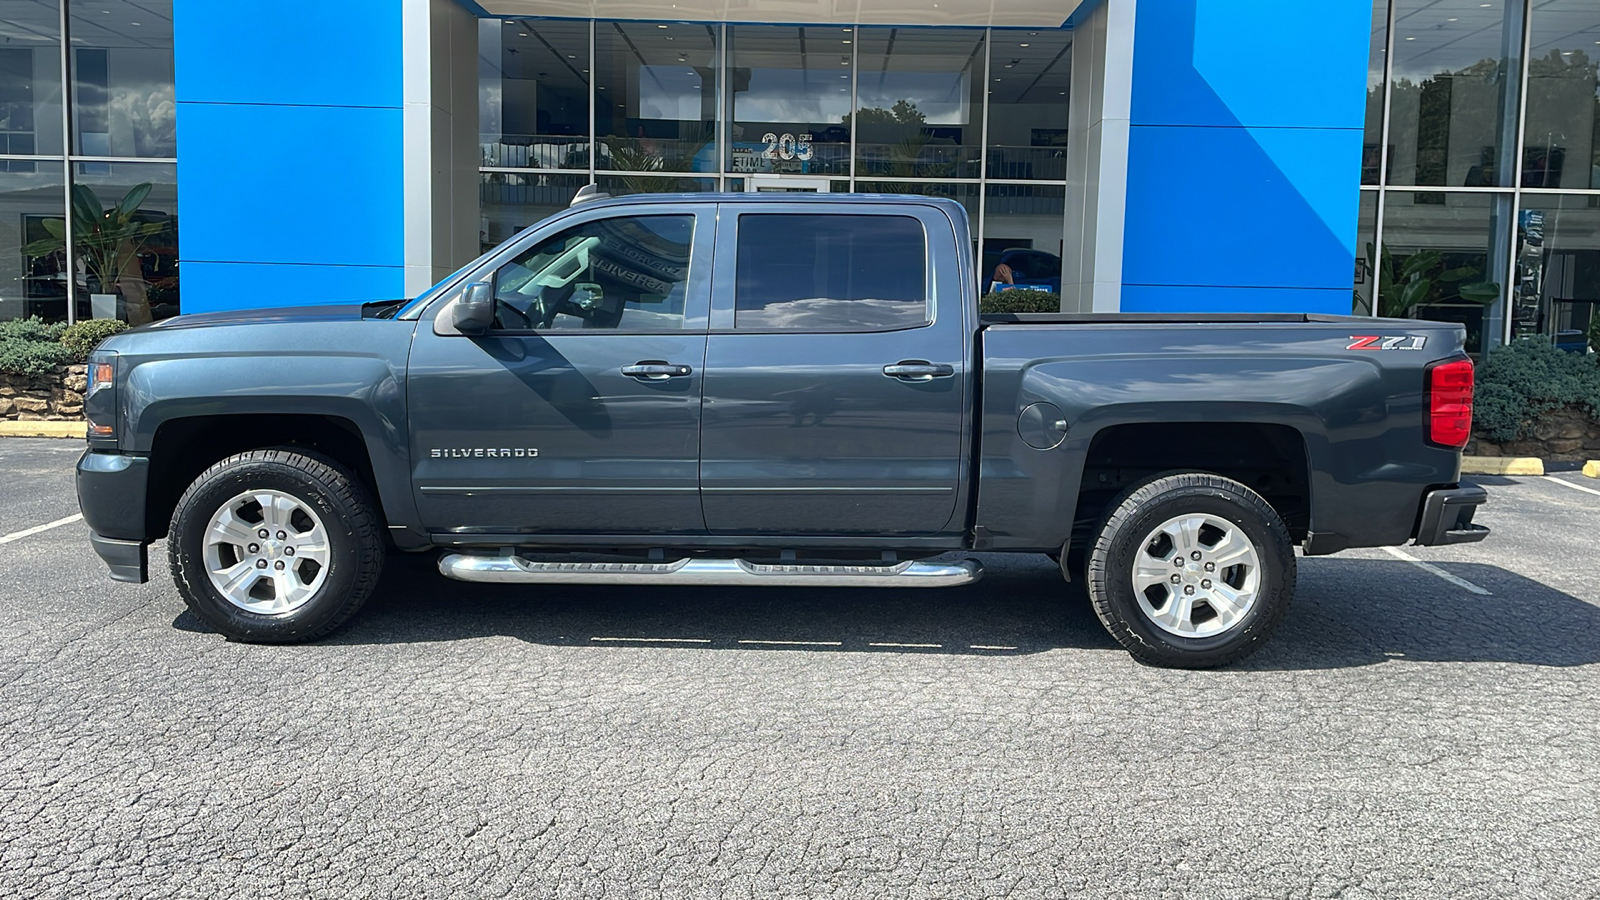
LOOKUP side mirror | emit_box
[452,282,494,334]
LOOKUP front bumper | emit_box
[77,450,151,583]
[1412,482,1490,546]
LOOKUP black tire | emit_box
[1086,473,1294,669]
[168,448,385,643]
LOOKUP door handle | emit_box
[882,360,955,382]
[622,360,693,381]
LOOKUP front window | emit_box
[490,214,694,331]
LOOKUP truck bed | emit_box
[980,312,1368,327]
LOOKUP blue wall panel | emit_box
[183,262,409,312]
[178,104,403,268]
[1122,0,1369,314]
[174,0,405,312]
[173,2,401,108]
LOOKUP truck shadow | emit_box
[175,553,1600,668]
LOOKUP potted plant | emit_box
[23,183,170,325]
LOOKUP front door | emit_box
[698,202,970,536]
[407,205,715,535]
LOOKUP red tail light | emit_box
[1427,357,1474,448]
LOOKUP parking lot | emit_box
[1,437,1596,899]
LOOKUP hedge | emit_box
[0,316,128,377]
[979,288,1059,314]
[60,318,128,361]
[1473,339,1600,442]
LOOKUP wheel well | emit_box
[145,414,384,540]
[1071,422,1311,550]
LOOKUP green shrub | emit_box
[60,318,128,361]
[0,316,66,344]
[1472,338,1600,442]
[0,317,73,377]
[979,288,1059,314]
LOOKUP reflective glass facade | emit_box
[0,0,177,324]
[480,19,1071,282]
[1360,0,1600,349]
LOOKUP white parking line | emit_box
[1381,545,1491,595]
[737,639,844,647]
[590,636,711,644]
[0,513,82,546]
[1546,477,1600,499]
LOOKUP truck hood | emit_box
[136,300,405,332]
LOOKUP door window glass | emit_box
[734,213,927,330]
[491,215,693,330]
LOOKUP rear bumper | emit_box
[1412,482,1490,546]
[77,450,151,583]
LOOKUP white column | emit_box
[1061,0,1134,313]
[403,0,481,298]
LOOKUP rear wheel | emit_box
[1086,473,1294,668]
[168,449,384,642]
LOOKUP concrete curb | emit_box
[0,421,86,439]
[1461,456,1545,476]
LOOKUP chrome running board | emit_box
[437,553,983,588]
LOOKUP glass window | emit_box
[727,26,852,176]
[596,22,717,175]
[854,28,986,180]
[596,174,719,197]
[1522,2,1600,189]
[69,0,175,158]
[480,172,587,251]
[1354,190,1378,314]
[1362,2,1389,185]
[1377,191,1511,351]
[1511,195,1600,344]
[480,19,590,169]
[981,183,1065,293]
[0,0,64,162]
[68,161,178,323]
[855,180,980,265]
[0,162,67,323]
[491,214,693,331]
[1385,0,1522,187]
[985,30,1069,180]
[734,213,927,330]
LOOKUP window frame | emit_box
[710,202,941,334]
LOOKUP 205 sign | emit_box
[761,132,814,162]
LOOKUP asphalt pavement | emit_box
[0,437,1596,899]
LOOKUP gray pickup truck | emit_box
[75,191,1488,668]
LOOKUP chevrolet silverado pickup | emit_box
[75,191,1489,668]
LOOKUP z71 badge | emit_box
[1347,335,1427,351]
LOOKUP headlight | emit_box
[85,352,117,440]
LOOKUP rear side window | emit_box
[734,214,928,330]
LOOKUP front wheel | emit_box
[168,449,385,643]
[1086,473,1295,668]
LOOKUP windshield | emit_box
[395,258,480,318]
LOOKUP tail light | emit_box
[1426,357,1474,448]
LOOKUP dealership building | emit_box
[1,0,1598,350]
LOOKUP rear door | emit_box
[698,202,970,536]
[407,204,714,535]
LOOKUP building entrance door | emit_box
[745,175,831,193]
